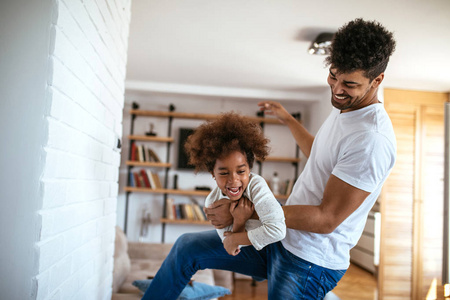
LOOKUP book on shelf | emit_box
[192,203,207,221]
[137,173,146,188]
[285,179,295,196]
[147,148,161,162]
[133,173,141,187]
[140,169,152,188]
[165,198,175,220]
[130,143,162,163]
[165,198,207,221]
[129,172,135,187]
[174,205,183,219]
[146,170,162,189]
[151,172,163,188]
[131,142,137,161]
[181,204,192,220]
[189,197,207,221]
[137,145,145,162]
[147,170,156,189]
[128,170,162,189]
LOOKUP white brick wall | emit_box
[34,1,131,299]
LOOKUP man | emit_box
[143,18,396,299]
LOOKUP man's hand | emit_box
[223,231,241,256]
[258,101,314,158]
[258,101,293,125]
[203,199,233,229]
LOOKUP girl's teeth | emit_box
[228,187,240,196]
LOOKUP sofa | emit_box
[111,226,234,299]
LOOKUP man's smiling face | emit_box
[327,68,383,113]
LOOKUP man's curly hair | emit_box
[325,18,396,81]
[184,112,270,173]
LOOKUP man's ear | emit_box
[372,73,384,88]
[211,172,215,179]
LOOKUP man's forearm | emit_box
[284,117,314,158]
[282,205,333,234]
[247,202,327,232]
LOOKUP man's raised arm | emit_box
[258,101,315,158]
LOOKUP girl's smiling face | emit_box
[212,150,250,201]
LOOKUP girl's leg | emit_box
[266,242,346,300]
[142,230,269,300]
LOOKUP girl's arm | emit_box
[242,175,286,250]
[230,197,254,232]
[222,197,254,256]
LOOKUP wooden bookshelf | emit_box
[124,187,210,197]
[128,135,174,143]
[263,156,301,163]
[275,194,289,201]
[160,218,211,225]
[126,161,172,168]
[130,109,284,124]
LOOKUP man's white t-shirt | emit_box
[281,103,396,270]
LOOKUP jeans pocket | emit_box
[281,245,313,270]
[318,268,346,297]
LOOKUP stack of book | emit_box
[128,169,163,189]
[131,142,161,162]
[165,198,207,221]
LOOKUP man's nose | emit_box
[332,82,345,94]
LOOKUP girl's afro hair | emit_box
[184,112,270,173]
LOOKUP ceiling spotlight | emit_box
[308,32,334,55]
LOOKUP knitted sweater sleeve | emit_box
[246,175,286,250]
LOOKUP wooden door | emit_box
[421,104,445,298]
[379,89,448,300]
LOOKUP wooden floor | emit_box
[221,263,377,300]
[332,264,377,300]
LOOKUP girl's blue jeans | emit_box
[142,230,346,300]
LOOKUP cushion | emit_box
[114,226,128,258]
[132,279,231,300]
[112,226,131,293]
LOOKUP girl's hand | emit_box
[223,231,241,256]
[230,197,254,226]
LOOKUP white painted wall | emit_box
[0,0,131,299]
[309,87,333,134]
[117,92,330,243]
[0,1,53,299]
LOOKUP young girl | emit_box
[184,112,286,256]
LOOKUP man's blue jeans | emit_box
[142,230,346,300]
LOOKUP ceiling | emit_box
[125,0,450,101]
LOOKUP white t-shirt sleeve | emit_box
[246,175,286,250]
[332,131,396,192]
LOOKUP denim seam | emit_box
[302,264,313,299]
